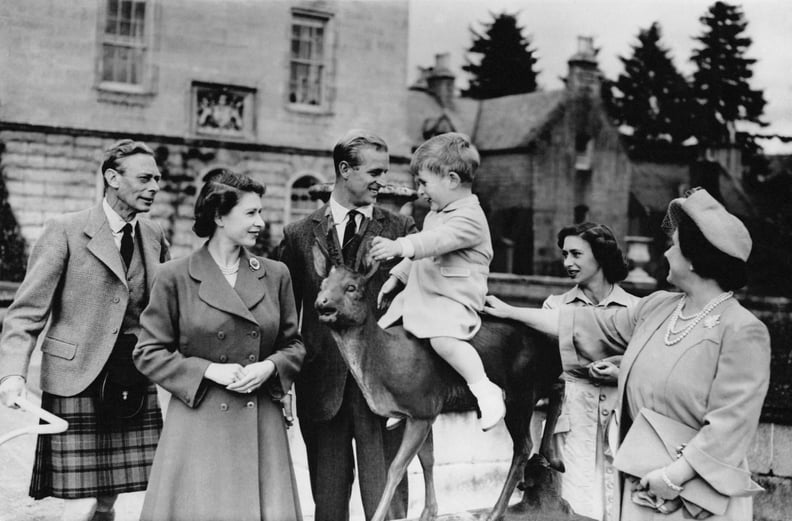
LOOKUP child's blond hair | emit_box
[410,132,480,183]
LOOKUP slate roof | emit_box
[407,88,566,152]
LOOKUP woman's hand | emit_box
[588,360,619,383]
[370,237,402,261]
[226,360,276,394]
[640,467,684,501]
[483,295,514,320]
[204,363,245,386]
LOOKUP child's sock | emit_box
[468,378,506,431]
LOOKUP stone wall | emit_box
[0,127,413,259]
[0,0,412,157]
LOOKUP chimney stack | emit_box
[426,53,456,109]
[566,36,601,94]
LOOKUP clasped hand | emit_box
[204,360,276,394]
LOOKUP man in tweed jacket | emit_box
[279,129,416,521]
[0,140,169,521]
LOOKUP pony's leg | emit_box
[417,428,438,521]
[370,418,434,521]
[485,398,532,521]
[539,378,566,472]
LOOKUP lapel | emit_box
[84,204,127,286]
[137,218,161,290]
[236,248,268,311]
[312,204,342,264]
[189,245,263,325]
[617,294,681,410]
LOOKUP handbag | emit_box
[613,407,761,516]
[95,334,149,420]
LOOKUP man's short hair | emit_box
[101,139,155,175]
[410,132,480,183]
[332,129,388,177]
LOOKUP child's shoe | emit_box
[468,379,506,431]
[385,417,404,430]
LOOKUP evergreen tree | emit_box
[690,1,766,148]
[0,166,27,282]
[602,22,694,148]
[461,12,539,99]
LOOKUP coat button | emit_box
[250,330,259,338]
[602,410,610,416]
[220,403,228,411]
[111,328,118,334]
[248,354,257,362]
[112,296,120,303]
[217,331,226,340]
[599,394,607,401]
[219,354,228,362]
[246,401,255,408]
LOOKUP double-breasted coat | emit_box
[133,246,305,521]
[561,291,770,520]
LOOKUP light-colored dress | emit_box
[561,291,770,521]
[542,285,639,521]
[379,194,492,340]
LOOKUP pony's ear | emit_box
[312,242,329,278]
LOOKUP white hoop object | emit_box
[0,396,69,446]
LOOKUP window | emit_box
[97,0,155,93]
[289,12,330,107]
[286,174,323,223]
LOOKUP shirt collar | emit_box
[437,194,479,213]
[563,284,635,308]
[102,198,138,234]
[329,195,373,224]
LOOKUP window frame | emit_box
[287,8,333,113]
[95,0,158,97]
[285,172,326,224]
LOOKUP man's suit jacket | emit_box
[279,204,416,422]
[0,203,169,396]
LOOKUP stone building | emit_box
[408,38,633,276]
[0,0,411,258]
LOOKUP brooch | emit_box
[249,257,261,271]
[703,314,720,329]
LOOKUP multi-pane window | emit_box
[289,14,328,106]
[101,0,148,85]
[288,175,322,222]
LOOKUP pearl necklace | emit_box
[216,258,240,276]
[664,291,733,346]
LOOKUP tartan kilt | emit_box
[30,384,162,499]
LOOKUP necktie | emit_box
[342,210,359,262]
[121,223,134,268]
[343,210,359,246]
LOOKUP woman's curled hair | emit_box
[557,222,629,284]
[193,169,265,238]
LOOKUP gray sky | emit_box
[408,0,792,153]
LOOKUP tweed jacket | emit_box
[278,203,416,422]
[378,194,492,340]
[560,290,771,513]
[0,203,169,396]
